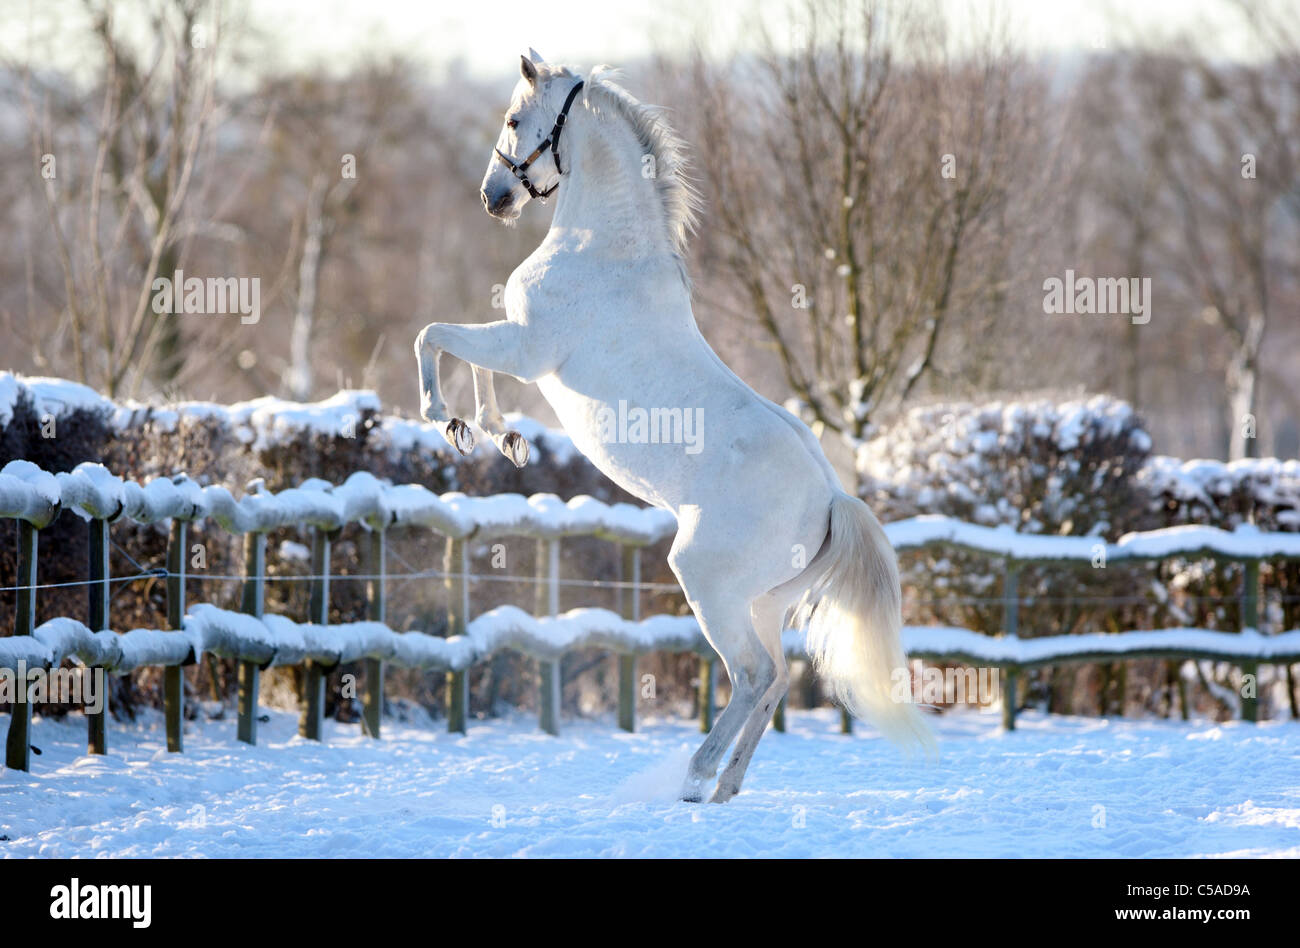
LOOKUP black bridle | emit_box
[494,80,585,201]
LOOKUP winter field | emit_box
[2,705,1297,859]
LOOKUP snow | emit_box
[278,540,311,562]
[2,604,708,675]
[1141,455,1300,515]
[54,463,126,521]
[0,457,676,547]
[3,706,1297,857]
[0,635,48,669]
[122,473,209,523]
[0,460,61,527]
[0,375,115,428]
[883,515,1300,560]
[898,626,1300,664]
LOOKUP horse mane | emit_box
[543,63,702,262]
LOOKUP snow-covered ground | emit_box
[2,706,1297,858]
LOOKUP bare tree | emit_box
[681,0,1050,445]
[1120,3,1300,459]
[17,0,224,397]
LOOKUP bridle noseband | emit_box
[494,80,585,201]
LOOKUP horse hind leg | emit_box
[678,594,776,803]
[671,543,778,802]
[710,591,791,803]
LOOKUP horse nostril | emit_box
[483,191,513,215]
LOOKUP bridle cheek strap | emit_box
[494,80,585,201]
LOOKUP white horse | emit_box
[415,51,933,802]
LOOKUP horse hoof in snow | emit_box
[679,774,707,803]
[441,418,475,455]
[709,783,739,804]
[500,430,529,467]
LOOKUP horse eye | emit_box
[506,118,519,129]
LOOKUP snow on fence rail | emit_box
[2,459,1299,773]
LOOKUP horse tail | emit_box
[795,490,936,756]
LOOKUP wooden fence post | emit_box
[164,518,187,752]
[237,529,266,745]
[699,656,716,733]
[537,537,561,736]
[617,544,639,733]
[300,526,336,740]
[1241,558,1260,723]
[1001,562,1020,732]
[86,516,110,755]
[444,535,469,734]
[5,521,38,771]
[363,526,385,738]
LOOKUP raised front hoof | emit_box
[500,430,530,468]
[441,418,475,456]
[678,791,704,804]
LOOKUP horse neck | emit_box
[550,108,670,261]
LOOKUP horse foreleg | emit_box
[472,366,529,468]
[414,323,475,455]
[414,320,553,457]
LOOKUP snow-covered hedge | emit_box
[858,395,1154,536]
[1141,456,1300,533]
[858,394,1300,536]
[0,373,580,466]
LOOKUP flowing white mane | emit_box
[545,64,701,259]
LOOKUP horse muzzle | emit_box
[481,186,518,220]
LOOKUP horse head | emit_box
[481,50,584,220]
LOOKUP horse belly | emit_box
[535,373,687,510]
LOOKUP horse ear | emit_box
[527,47,545,64]
[520,55,539,87]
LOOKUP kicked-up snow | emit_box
[2,707,1297,858]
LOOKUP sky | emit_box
[0,0,1273,86]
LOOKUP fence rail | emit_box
[2,459,1298,772]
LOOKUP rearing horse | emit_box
[415,51,933,802]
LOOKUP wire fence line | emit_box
[3,459,1300,775]
[6,567,1299,606]
[0,568,686,595]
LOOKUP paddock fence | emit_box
[2,459,1299,772]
